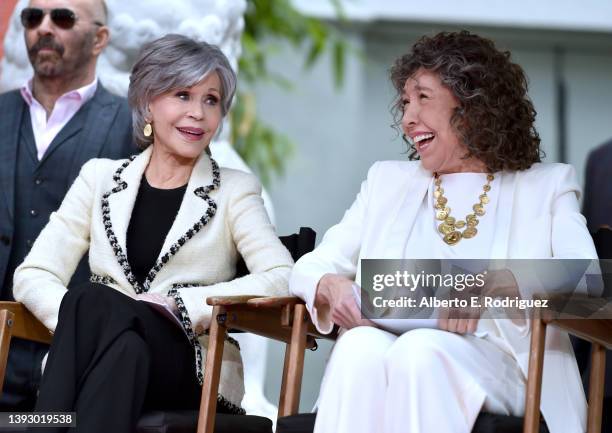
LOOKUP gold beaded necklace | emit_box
[433,173,494,245]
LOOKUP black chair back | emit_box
[593,226,612,259]
[235,227,316,278]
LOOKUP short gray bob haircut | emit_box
[128,34,237,149]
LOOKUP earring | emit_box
[143,123,153,137]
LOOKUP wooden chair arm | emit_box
[247,296,304,308]
[536,293,612,349]
[0,302,52,344]
[215,303,316,350]
[206,294,336,342]
[206,295,266,306]
[0,302,51,398]
[206,295,305,308]
[546,318,612,350]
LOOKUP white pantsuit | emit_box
[290,161,597,433]
[316,327,526,433]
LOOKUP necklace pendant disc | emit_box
[467,218,479,227]
[473,204,485,216]
[443,231,462,245]
[462,227,478,239]
[466,214,479,226]
[455,220,466,228]
[438,223,454,234]
[436,209,449,220]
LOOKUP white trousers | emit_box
[314,327,527,433]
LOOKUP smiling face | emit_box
[146,72,223,163]
[401,68,484,174]
[24,0,107,80]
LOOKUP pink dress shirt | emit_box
[20,78,98,160]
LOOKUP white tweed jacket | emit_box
[13,146,294,412]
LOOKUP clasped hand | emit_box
[134,293,179,314]
[437,268,521,334]
[316,274,376,330]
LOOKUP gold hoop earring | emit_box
[143,123,153,137]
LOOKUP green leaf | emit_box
[333,39,346,88]
[233,0,349,184]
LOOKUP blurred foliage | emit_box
[230,0,347,186]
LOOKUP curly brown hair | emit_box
[390,30,542,172]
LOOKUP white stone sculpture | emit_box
[1,0,278,422]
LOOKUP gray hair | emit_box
[128,34,237,149]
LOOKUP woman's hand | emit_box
[437,306,480,335]
[315,274,376,330]
[437,285,481,335]
[437,269,523,334]
[135,293,178,314]
[483,269,521,298]
[483,268,526,326]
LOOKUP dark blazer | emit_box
[582,139,612,231]
[0,83,136,292]
[581,138,612,411]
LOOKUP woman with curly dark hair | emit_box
[290,31,595,433]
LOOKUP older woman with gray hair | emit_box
[13,34,293,433]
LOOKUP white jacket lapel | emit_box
[106,148,151,249]
[102,148,150,291]
[158,152,217,258]
[490,170,517,259]
[373,163,431,259]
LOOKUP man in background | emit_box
[0,0,135,409]
[582,138,612,432]
[583,138,612,231]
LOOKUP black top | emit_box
[126,176,187,286]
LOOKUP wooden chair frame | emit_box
[0,295,609,433]
[0,302,52,392]
[198,295,612,433]
[0,297,326,433]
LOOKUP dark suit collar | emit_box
[19,109,39,163]
[0,91,27,221]
[66,84,130,181]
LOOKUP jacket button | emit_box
[35,179,42,185]
[26,239,32,247]
[30,210,38,217]
[0,235,9,246]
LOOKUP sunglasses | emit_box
[20,7,104,30]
